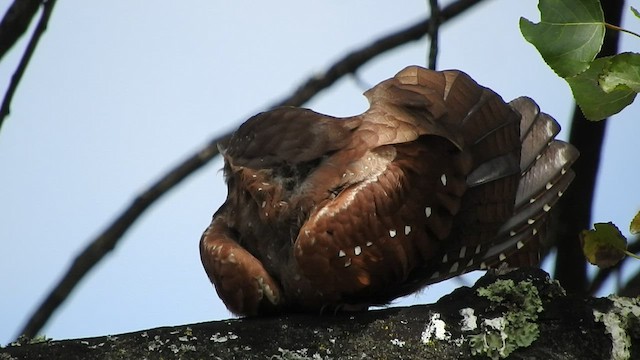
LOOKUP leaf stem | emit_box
[623,249,640,260]
[605,22,640,39]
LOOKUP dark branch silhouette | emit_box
[16,0,486,340]
[428,0,440,69]
[0,0,40,61]
[553,0,624,295]
[0,0,57,131]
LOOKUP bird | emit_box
[199,66,579,316]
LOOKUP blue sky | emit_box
[1,1,638,344]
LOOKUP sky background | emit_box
[1,0,638,344]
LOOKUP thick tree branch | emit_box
[553,0,624,295]
[4,269,637,359]
[16,0,486,341]
[0,0,56,130]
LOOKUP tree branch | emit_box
[553,0,624,295]
[0,0,40,61]
[4,269,635,360]
[0,0,56,131]
[427,0,440,69]
[16,0,487,340]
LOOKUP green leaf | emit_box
[631,210,640,235]
[580,222,627,268]
[520,0,605,78]
[599,52,640,93]
[566,57,636,120]
[631,6,640,19]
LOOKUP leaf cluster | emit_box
[520,0,639,120]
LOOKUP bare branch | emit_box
[0,0,56,131]
[0,0,40,61]
[427,0,440,69]
[16,0,486,340]
[5,269,625,360]
[553,0,625,295]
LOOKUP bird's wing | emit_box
[293,66,524,305]
[199,207,283,315]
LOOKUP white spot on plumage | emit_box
[449,262,459,273]
[545,182,553,190]
[354,246,362,256]
[459,246,467,259]
[530,198,536,203]
[442,253,448,263]
[404,225,412,235]
[558,190,564,197]
[527,218,535,225]
[389,229,397,238]
[509,230,516,237]
[466,259,474,267]
[535,154,542,160]
[480,262,487,269]
[533,228,538,235]
[499,253,507,261]
[543,204,551,212]
[440,174,447,186]
[425,207,432,218]
[561,168,567,175]
[344,258,352,267]
[475,244,482,254]
[258,187,263,191]
[338,250,346,258]
[430,271,440,279]
[366,241,373,247]
[517,241,525,249]
[261,201,266,208]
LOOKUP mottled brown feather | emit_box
[199,66,578,315]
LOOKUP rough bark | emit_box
[2,268,638,360]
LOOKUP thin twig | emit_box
[0,0,41,61]
[0,0,56,131]
[269,0,482,108]
[17,0,486,340]
[428,0,440,70]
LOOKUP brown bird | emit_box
[200,66,578,315]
